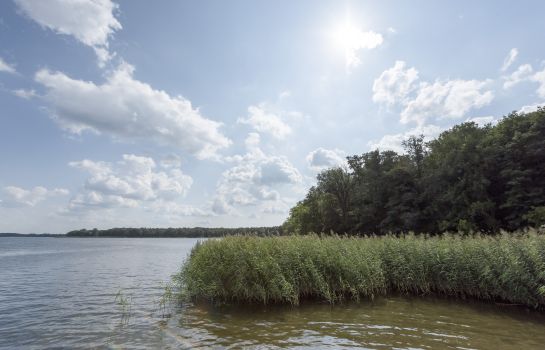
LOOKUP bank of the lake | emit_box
[178,232,545,308]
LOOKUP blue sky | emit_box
[1,0,544,233]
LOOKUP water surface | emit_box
[1,237,544,349]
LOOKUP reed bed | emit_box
[175,231,545,309]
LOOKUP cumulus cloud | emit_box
[368,124,444,153]
[68,154,193,211]
[0,57,16,74]
[531,68,545,98]
[261,201,291,214]
[401,79,494,125]
[306,148,346,171]
[160,154,182,169]
[373,61,494,126]
[501,48,518,72]
[213,133,302,214]
[35,63,231,159]
[503,64,533,89]
[498,57,545,100]
[1,186,68,207]
[518,103,543,114]
[147,201,209,217]
[211,197,233,215]
[372,60,418,106]
[238,104,292,139]
[15,0,121,66]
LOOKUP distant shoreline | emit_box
[1,226,284,238]
[65,226,284,238]
[0,233,65,238]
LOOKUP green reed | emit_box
[114,289,133,325]
[174,231,545,309]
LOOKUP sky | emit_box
[1,0,545,233]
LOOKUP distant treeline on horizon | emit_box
[66,226,284,238]
[0,233,64,237]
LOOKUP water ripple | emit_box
[1,237,545,349]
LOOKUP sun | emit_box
[331,20,362,53]
[328,17,383,69]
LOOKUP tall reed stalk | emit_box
[175,231,545,309]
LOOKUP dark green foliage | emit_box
[66,226,284,238]
[284,108,545,234]
[177,232,545,309]
[525,207,545,227]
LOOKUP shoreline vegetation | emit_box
[65,226,284,238]
[175,232,545,309]
[0,227,283,238]
[0,233,64,237]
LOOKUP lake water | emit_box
[1,237,545,349]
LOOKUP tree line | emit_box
[283,108,545,234]
[66,226,284,237]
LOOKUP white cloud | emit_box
[0,57,16,74]
[344,30,383,69]
[498,59,545,99]
[35,63,231,159]
[372,60,419,106]
[147,201,209,217]
[518,103,544,114]
[501,48,518,72]
[213,133,302,214]
[160,154,182,169]
[15,0,121,66]
[503,64,533,89]
[1,186,68,207]
[259,158,302,185]
[261,201,291,214]
[368,124,444,153]
[211,197,233,215]
[68,190,138,210]
[400,79,494,125]
[465,116,498,126]
[306,148,346,171]
[238,104,292,139]
[373,61,494,126]
[331,22,383,69]
[531,68,545,99]
[68,154,193,211]
[13,89,37,99]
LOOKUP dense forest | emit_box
[283,108,545,235]
[66,226,284,237]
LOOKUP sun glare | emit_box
[332,21,361,52]
[329,17,383,69]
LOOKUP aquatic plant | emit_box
[156,282,175,319]
[174,230,545,309]
[114,289,133,325]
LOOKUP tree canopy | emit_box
[283,108,545,234]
